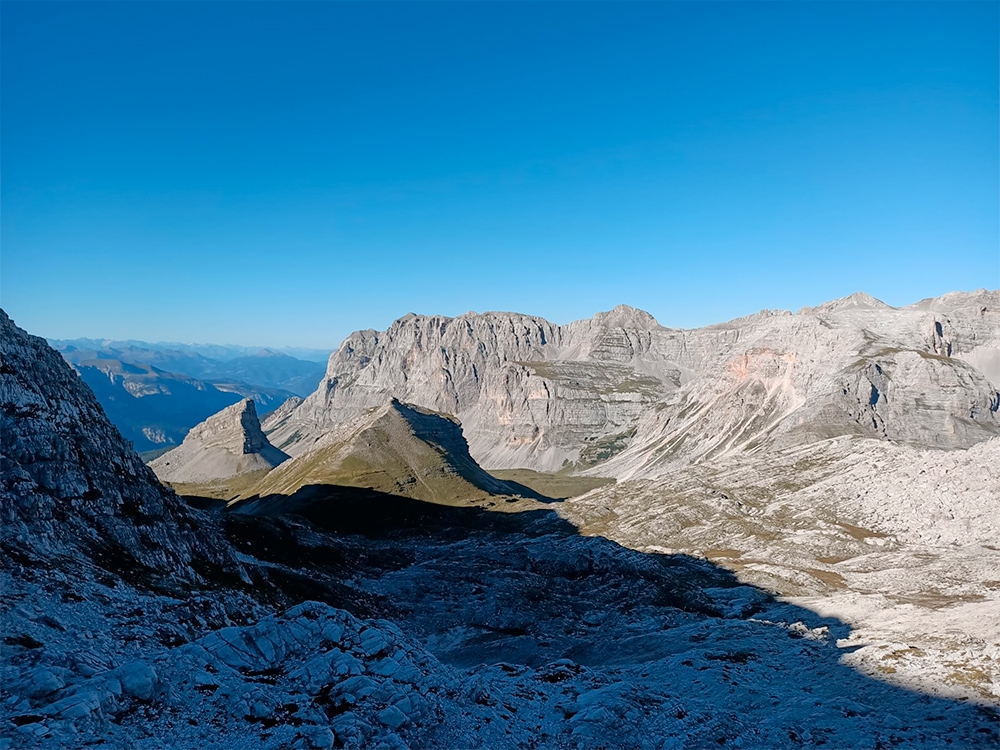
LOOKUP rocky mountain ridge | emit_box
[267,290,1000,474]
[239,398,537,507]
[155,289,1000,705]
[53,339,330,383]
[69,357,295,452]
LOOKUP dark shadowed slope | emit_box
[219,486,1000,748]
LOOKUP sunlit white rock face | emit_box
[266,291,1000,473]
[264,309,667,472]
[260,395,303,432]
[150,399,289,484]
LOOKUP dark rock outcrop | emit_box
[0,310,235,587]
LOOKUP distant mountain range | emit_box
[49,338,331,363]
[52,339,329,393]
[51,340,328,453]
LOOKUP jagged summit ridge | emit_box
[267,307,673,471]
[266,291,1000,473]
[150,399,289,484]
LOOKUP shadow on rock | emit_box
[190,482,1000,748]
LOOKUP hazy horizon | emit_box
[3,2,998,348]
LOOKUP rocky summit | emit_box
[1,294,999,750]
[149,399,289,489]
[235,398,541,509]
[265,305,673,473]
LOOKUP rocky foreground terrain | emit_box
[2,292,999,748]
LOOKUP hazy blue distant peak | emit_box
[146,342,333,362]
[272,347,332,363]
[49,338,331,363]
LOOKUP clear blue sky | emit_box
[2,1,997,348]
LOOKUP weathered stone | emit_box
[0,310,237,582]
[115,661,158,701]
[265,292,1000,476]
[150,399,289,484]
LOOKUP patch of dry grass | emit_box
[489,469,614,499]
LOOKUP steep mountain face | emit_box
[260,395,304,432]
[267,292,1000,474]
[0,311,232,583]
[595,290,1000,479]
[150,399,289,485]
[267,306,675,472]
[237,399,537,507]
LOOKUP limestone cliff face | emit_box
[595,291,1000,478]
[266,292,1000,475]
[267,306,672,471]
[150,399,289,484]
[0,310,234,583]
[260,395,304,432]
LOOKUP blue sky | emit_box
[2,2,997,348]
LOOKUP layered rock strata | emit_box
[1,307,996,749]
[267,291,1000,474]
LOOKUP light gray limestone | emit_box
[150,399,289,484]
[266,291,1000,474]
